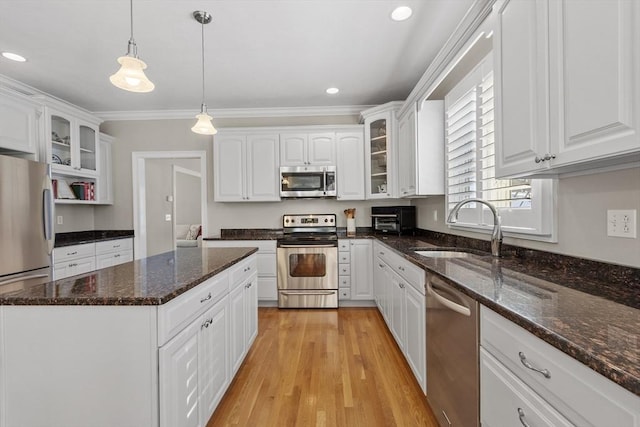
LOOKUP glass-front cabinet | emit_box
[362,102,401,199]
[49,111,98,175]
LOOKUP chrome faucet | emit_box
[446,198,503,257]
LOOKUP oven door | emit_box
[277,245,338,290]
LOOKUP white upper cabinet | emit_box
[280,132,336,166]
[494,0,640,178]
[336,129,365,200]
[214,132,280,202]
[362,102,402,199]
[397,100,444,198]
[0,89,42,155]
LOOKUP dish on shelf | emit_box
[63,158,72,166]
[51,154,62,164]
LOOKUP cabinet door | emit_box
[548,0,640,166]
[0,91,39,154]
[198,297,229,424]
[159,320,201,427]
[257,276,277,301]
[245,274,259,347]
[97,135,113,204]
[405,283,426,393]
[389,269,406,351]
[307,132,336,165]
[397,108,416,197]
[350,240,373,300]
[373,257,388,316]
[364,110,396,198]
[77,120,98,174]
[49,111,74,173]
[214,135,246,201]
[279,133,308,166]
[336,131,365,200]
[246,133,280,201]
[229,284,245,375]
[494,0,551,178]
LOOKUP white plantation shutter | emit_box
[444,53,554,239]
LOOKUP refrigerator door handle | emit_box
[43,176,55,255]
[0,273,49,287]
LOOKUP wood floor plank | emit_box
[207,307,438,427]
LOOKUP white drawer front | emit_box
[53,256,96,280]
[338,252,350,264]
[158,272,229,346]
[96,250,133,269]
[338,264,351,276]
[481,306,640,426]
[204,240,275,253]
[338,240,350,252]
[339,275,351,288]
[54,243,95,263]
[257,253,276,277]
[339,288,351,300]
[481,348,573,427]
[95,238,133,255]
[229,256,257,290]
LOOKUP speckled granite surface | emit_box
[55,230,134,247]
[206,227,640,397]
[374,235,640,398]
[0,247,257,306]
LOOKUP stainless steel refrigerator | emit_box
[0,154,55,293]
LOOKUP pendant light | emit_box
[110,0,155,92]
[191,10,217,135]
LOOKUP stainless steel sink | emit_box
[412,248,488,258]
[414,250,473,258]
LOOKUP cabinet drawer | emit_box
[95,238,133,255]
[204,240,275,253]
[96,250,133,269]
[54,243,95,262]
[338,240,350,252]
[338,252,350,264]
[480,348,572,427]
[158,272,229,346]
[339,275,351,288]
[53,256,96,280]
[393,260,424,294]
[481,306,640,426]
[338,263,351,276]
[229,256,257,290]
[338,288,351,300]
[257,252,276,277]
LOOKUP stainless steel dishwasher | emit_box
[426,272,479,427]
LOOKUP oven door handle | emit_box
[280,291,336,296]
[278,244,337,248]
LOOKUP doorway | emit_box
[132,151,207,259]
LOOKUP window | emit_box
[444,53,555,240]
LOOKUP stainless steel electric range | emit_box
[276,214,338,308]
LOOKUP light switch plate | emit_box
[165,214,172,222]
[607,209,637,238]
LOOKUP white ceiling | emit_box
[0,0,475,114]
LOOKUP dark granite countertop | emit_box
[0,247,257,306]
[55,230,134,248]
[207,228,640,397]
[374,234,640,398]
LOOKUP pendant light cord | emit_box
[130,0,134,40]
[200,16,206,107]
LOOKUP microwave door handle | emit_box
[323,168,327,195]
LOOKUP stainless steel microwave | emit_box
[280,165,336,198]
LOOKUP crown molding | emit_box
[95,105,374,122]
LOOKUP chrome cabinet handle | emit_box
[67,251,78,256]
[517,408,530,427]
[201,318,212,329]
[534,153,556,163]
[378,263,385,268]
[200,292,212,303]
[519,352,551,378]
[399,283,405,289]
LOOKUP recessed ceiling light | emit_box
[2,51,26,62]
[326,87,339,95]
[391,6,413,22]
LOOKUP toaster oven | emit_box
[371,206,416,235]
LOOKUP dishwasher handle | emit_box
[428,282,471,317]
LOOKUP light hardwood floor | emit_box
[207,307,438,427]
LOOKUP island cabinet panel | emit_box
[0,305,159,427]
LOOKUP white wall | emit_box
[175,170,201,226]
[414,166,640,268]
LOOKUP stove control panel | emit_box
[283,214,336,228]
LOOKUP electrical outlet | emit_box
[607,209,637,238]
[165,214,172,222]
[57,216,63,225]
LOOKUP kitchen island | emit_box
[0,247,258,427]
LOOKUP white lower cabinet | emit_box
[480,306,640,427]
[204,240,277,302]
[228,257,259,375]
[337,239,373,302]
[373,240,427,393]
[53,238,133,279]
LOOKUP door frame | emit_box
[132,151,207,259]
